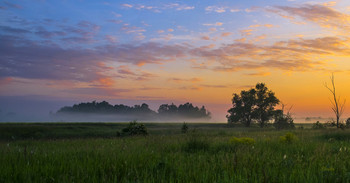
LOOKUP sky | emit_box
[1,0,350,122]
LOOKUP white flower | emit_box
[283,154,287,159]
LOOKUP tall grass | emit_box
[1,123,350,182]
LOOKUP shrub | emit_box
[229,137,255,145]
[346,118,350,128]
[279,132,297,143]
[181,122,188,133]
[273,112,295,130]
[122,121,148,136]
[339,123,346,130]
[325,120,336,127]
[312,121,325,129]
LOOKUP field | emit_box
[1,122,350,182]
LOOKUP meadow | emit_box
[1,122,350,182]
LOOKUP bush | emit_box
[325,120,336,127]
[181,122,188,133]
[279,132,297,143]
[274,112,295,130]
[346,118,350,128]
[122,121,148,136]
[312,121,325,129]
[229,137,255,145]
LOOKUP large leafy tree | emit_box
[227,83,280,127]
[255,83,280,127]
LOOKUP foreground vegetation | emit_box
[1,122,350,182]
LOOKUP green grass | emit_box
[1,123,350,182]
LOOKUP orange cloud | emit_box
[270,3,350,31]
[169,77,202,83]
[201,36,210,40]
[221,32,232,37]
[249,24,275,28]
[97,77,114,87]
[0,77,13,86]
[245,72,271,76]
[240,29,254,36]
[234,37,246,43]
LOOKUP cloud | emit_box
[121,25,146,34]
[245,72,271,76]
[221,32,232,37]
[169,77,202,83]
[200,84,228,88]
[164,3,194,11]
[121,3,194,12]
[240,29,254,36]
[168,28,174,32]
[201,36,210,40]
[269,3,350,31]
[96,77,115,87]
[249,24,275,28]
[63,87,129,97]
[1,1,22,9]
[105,35,118,43]
[205,6,227,13]
[190,36,350,73]
[108,19,123,24]
[0,26,30,34]
[0,77,13,86]
[203,22,223,26]
[122,4,133,8]
[116,65,156,81]
[230,9,240,12]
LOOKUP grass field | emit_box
[1,122,350,182]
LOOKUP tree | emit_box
[324,74,346,128]
[227,83,280,127]
[255,83,280,127]
[227,90,256,127]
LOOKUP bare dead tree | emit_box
[324,74,346,128]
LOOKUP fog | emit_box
[0,96,213,122]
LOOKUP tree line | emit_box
[56,101,211,119]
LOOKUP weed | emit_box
[229,137,255,145]
[181,122,188,134]
[122,121,148,136]
[279,132,297,143]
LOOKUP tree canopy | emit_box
[56,101,211,121]
[227,83,281,127]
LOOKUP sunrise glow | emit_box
[1,0,350,121]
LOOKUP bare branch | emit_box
[324,73,345,128]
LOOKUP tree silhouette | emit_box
[157,102,211,119]
[57,101,211,120]
[227,83,280,127]
[254,83,280,127]
[324,74,346,128]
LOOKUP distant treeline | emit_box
[56,101,211,120]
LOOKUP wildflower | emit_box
[283,154,287,159]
